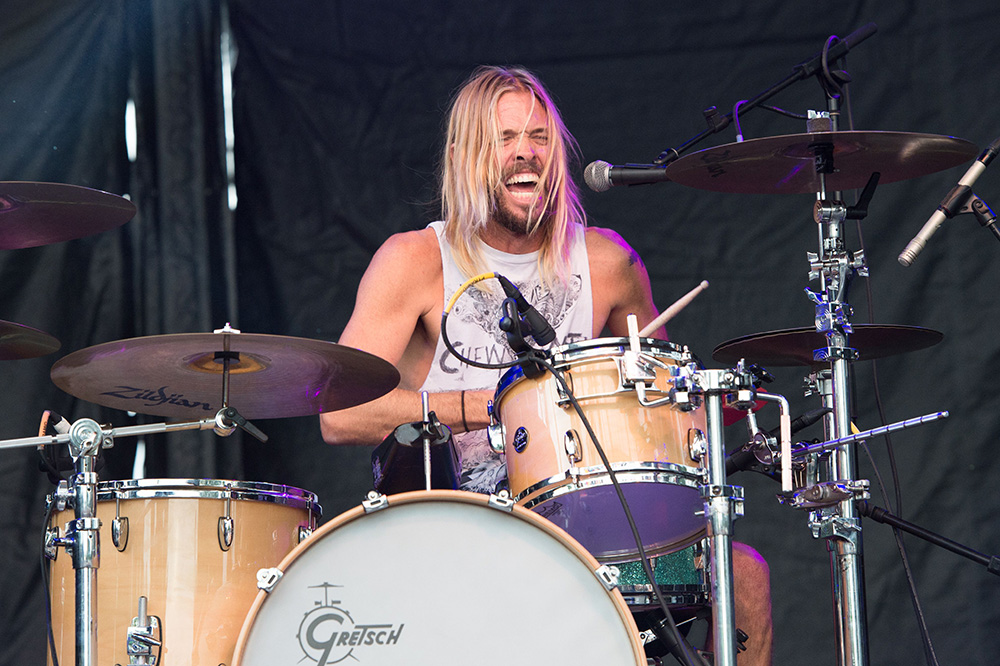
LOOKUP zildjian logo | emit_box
[99,386,214,411]
[297,583,404,665]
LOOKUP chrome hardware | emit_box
[620,350,657,387]
[554,370,574,404]
[44,526,63,561]
[362,490,388,513]
[112,491,128,552]
[112,517,129,552]
[217,485,233,551]
[256,567,283,592]
[486,400,505,453]
[488,489,514,512]
[297,525,313,544]
[126,596,161,665]
[781,479,871,511]
[563,429,582,463]
[595,564,619,590]
[687,428,707,463]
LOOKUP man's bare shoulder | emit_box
[374,227,441,263]
[585,226,644,276]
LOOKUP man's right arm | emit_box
[319,230,491,446]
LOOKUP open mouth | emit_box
[504,171,541,201]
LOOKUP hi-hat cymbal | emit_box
[0,181,136,249]
[0,320,60,360]
[50,331,400,419]
[713,324,943,367]
[664,131,978,194]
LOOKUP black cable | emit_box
[439,279,706,666]
[840,61,939,665]
[41,493,60,666]
[531,355,707,666]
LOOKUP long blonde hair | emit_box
[441,66,586,285]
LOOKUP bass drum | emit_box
[233,490,645,666]
[48,479,319,666]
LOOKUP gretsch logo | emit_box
[297,583,404,665]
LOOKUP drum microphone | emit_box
[583,160,671,192]
[899,135,1000,266]
[725,406,830,477]
[496,274,556,345]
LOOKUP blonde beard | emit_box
[492,189,549,236]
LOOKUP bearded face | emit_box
[490,91,552,236]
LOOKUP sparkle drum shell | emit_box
[494,338,708,562]
[47,478,319,666]
[232,490,645,666]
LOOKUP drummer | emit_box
[321,65,773,665]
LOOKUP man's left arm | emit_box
[587,227,666,340]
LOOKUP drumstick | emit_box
[639,280,709,337]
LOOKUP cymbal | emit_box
[664,131,978,194]
[0,181,136,249]
[713,324,943,367]
[0,320,60,360]
[50,331,400,419]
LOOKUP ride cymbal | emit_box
[50,331,400,419]
[0,320,60,360]
[712,324,943,367]
[664,131,978,194]
[0,181,136,249]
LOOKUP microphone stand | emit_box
[856,502,1000,577]
[652,23,877,165]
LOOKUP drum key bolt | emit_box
[256,567,283,593]
[362,490,388,513]
[488,489,515,512]
[594,564,620,590]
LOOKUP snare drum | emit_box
[493,338,707,562]
[47,478,320,666]
[232,490,645,666]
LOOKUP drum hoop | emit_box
[495,336,689,400]
[92,478,321,512]
[231,489,645,665]
[513,461,704,505]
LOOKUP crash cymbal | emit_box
[50,330,400,419]
[664,131,978,194]
[0,181,136,249]
[0,320,60,360]
[712,324,943,367]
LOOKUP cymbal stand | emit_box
[668,357,790,666]
[56,418,105,666]
[12,408,266,665]
[802,103,872,666]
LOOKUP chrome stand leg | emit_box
[700,370,743,666]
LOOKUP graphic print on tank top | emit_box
[420,220,593,494]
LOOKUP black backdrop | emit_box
[1,1,999,664]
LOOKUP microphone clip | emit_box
[499,298,546,379]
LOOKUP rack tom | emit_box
[492,337,707,562]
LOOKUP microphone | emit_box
[725,406,830,477]
[496,275,556,345]
[584,160,670,192]
[899,135,1000,266]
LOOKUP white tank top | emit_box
[419,220,593,492]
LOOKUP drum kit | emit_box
[2,35,997,666]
